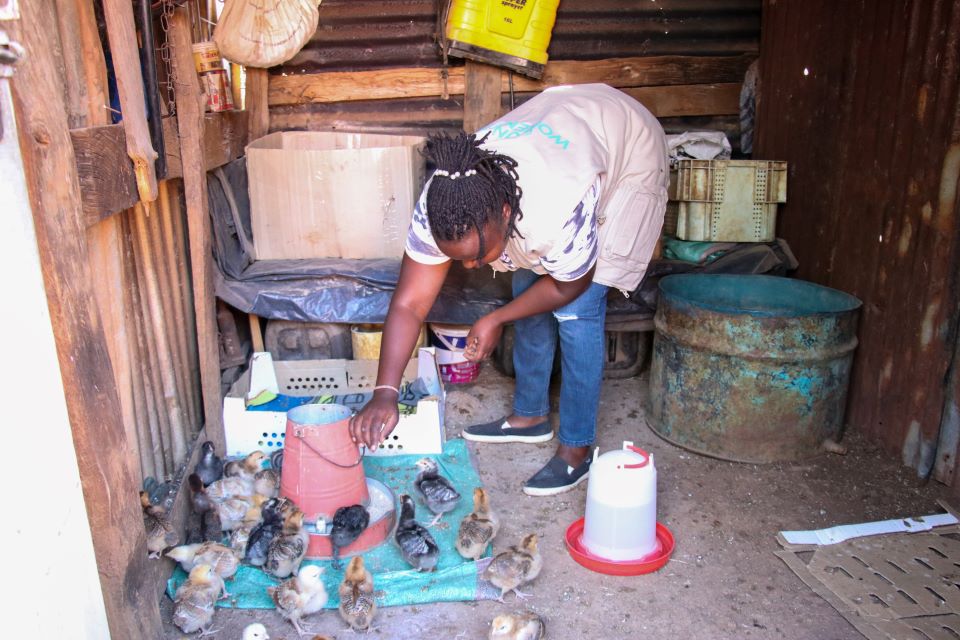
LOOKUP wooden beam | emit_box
[268,54,754,106]
[622,83,742,117]
[55,0,110,128]
[170,6,226,452]
[8,4,163,639]
[246,67,270,140]
[463,61,503,133]
[72,110,248,226]
[102,0,158,202]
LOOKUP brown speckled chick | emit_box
[172,564,224,635]
[456,487,499,561]
[338,556,377,632]
[483,534,542,602]
[224,450,267,481]
[140,491,178,559]
[265,508,309,579]
[489,612,546,640]
[268,564,328,636]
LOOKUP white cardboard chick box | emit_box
[223,348,446,457]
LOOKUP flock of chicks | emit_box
[141,443,545,639]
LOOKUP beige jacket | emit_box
[478,83,669,292]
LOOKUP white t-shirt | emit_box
[405,176,602,282]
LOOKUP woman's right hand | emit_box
[349,390,400,450]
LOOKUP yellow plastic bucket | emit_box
[350,324,427,360]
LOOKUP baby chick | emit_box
[188,473,223,542]
[217,496,258,531]
[483,534,542,602]
[489,612,545,640]
[245,496,290,567]
[394,494,440,572]
[206,474,254,502]
[242,623,270,640]
[338,556,376,632]
[140,491,178,559]
[330,504,370,570]
[456,487,500,561]
[172,564,224,635]
[195,440,224,487]
[266,508,309,579]
[167,542,241,580]
[414,457,461,526]
[230,523,253,557]
[268,564,328,636]
[224,450,267,482]
[254,467,280,498]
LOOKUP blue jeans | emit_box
[511,269,608,447]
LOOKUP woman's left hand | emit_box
[464,314,503,361]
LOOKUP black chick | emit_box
[414,458,461,527]
[395,494,440,572]
[188,473,223,543]
[244,496,290,567]
[195,441,224,487]
[330,505,370,570]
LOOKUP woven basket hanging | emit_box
[214,0,321,68]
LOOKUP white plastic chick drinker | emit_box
[582,441,658,561]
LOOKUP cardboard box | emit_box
[223,348,446,458]
[246,131,426,260]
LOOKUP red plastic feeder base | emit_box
[565,517,675,576]
[301,478,396,560]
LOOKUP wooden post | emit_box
[8,4,164,638]
[246,67,270,139]
[463,60,503,133]
[170,7,226,451]
[102,0,159,202]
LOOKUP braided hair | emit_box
[422,132,523,260]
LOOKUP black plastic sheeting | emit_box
[209,158,795,325]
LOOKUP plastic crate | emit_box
[674,159,787,242]
[223,348,446,458]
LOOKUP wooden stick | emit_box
[134,201,188,465]
[55,0,109,128]
[8,4,163,636]
[170,7,226,452]
[463,60,502,133]
[101,0,159,202]
[158,182,199,430]
[249,314,265,352]
[246,67,270,139]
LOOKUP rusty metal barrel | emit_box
[648,274,861,463]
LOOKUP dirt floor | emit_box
[161,365,954,639]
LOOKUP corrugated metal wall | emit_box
[755,0,960,480]
[271,0,760,134]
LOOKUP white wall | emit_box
[0,70,111,637]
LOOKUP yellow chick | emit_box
[483,534,542,602]
[268,564,328,636]
[224,450,267,481]
[206,474,254,502]
[167,542,241,581]
[172,564,224,635]
[338,556,376,632]
[140,491,178,559]
[456,487,500,561]
[265,508,309,579]
[489,612,545,640]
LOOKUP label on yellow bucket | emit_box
[192,41,222,74]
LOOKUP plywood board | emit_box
[778,523,960,640]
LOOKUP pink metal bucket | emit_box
[280,404,369,523]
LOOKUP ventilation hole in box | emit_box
[850,555,870,568]
[942,625,960,640]
[916,557,935,570]
[830,565,855,579]
[398,444,404,450]
[926,586,947,604]
[913,630,934,640]
[258,440,265,446]
[388,444,394,449]
[281,433,286,438]
[868,594,889,608]
[885,560,907,573]
[262,432,270,438]
[271,433,278,438]
[930,546,949,559]
[392,435,399,440]
[297,377,303,382]
[873,571,894,586]
[896,589,918,605]
[378,443,385,449]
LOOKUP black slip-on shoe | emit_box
[522,454,592,496]
[462,417,554,444]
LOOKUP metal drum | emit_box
[648,274,861,463]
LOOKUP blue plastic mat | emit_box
[166,438,498,608]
